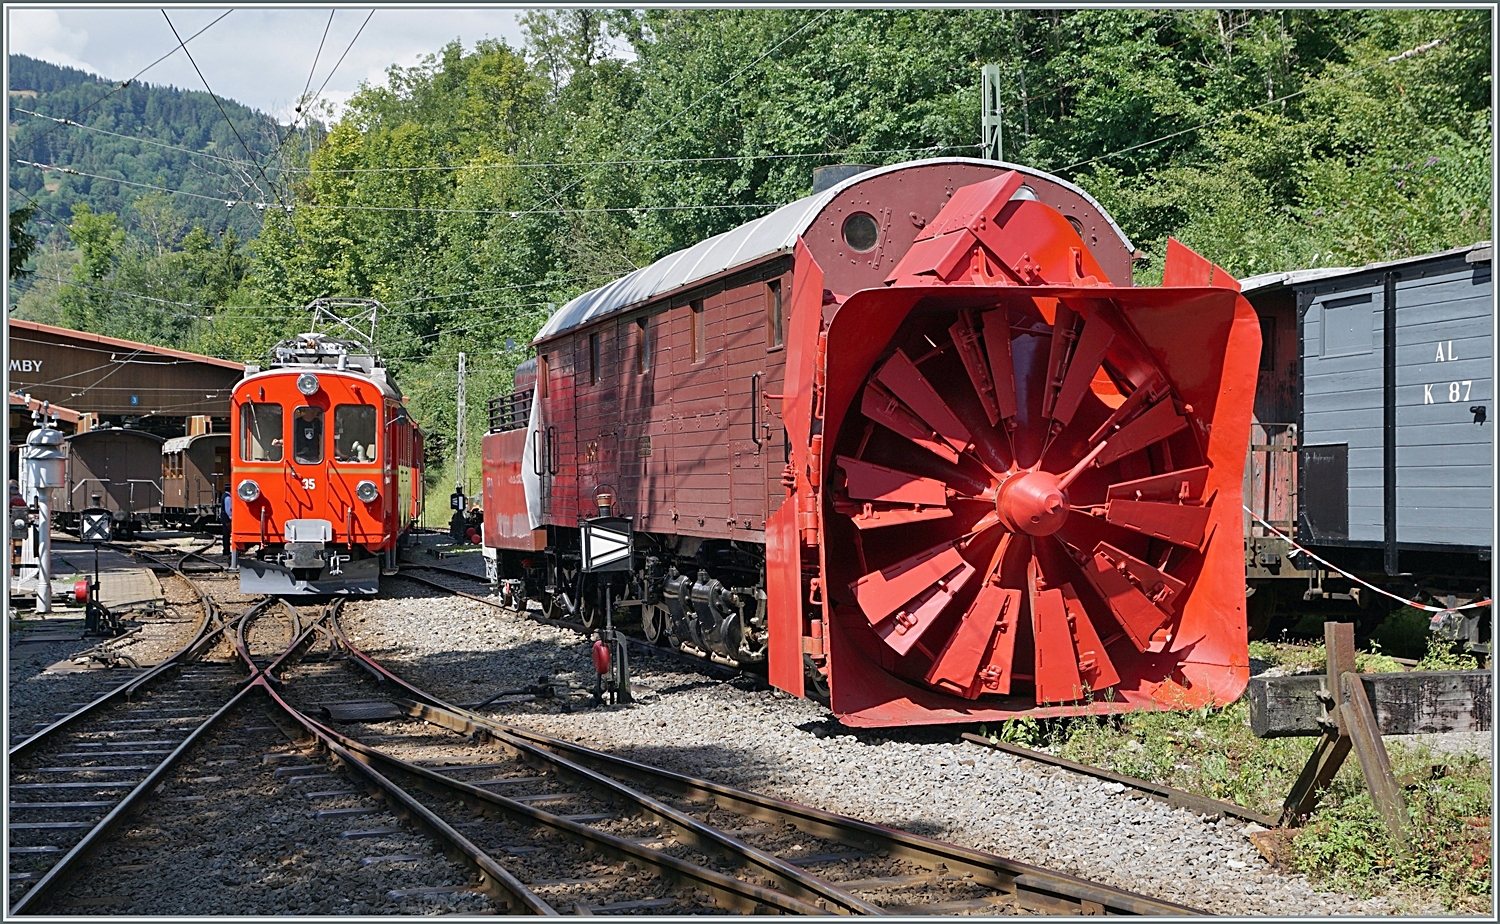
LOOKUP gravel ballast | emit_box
[345,575,1461,915]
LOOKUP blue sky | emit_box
[7,6,533,120]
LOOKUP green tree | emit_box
[8,204,39,281]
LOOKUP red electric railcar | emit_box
[483,158,1260,726]
[229,327,424,594]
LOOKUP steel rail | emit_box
[317,607,885,913]
[394,700,884,915]
[8,681,257,915]
[476,719,1207,916]
[8,582,263,762]
[277,702,826,916]
[318,610,1191,916]
[960,733,1277,827]
[256,684,559,916]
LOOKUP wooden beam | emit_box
[1340,671,1409,844]
[1247,670,1492,738]
[1279,731,1352,827]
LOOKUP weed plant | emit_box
[978,641,1492,911]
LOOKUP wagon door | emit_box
[726,278,779,538]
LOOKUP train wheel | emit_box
[803,654,830,705]
[578,590,606,632]
[641,604,670,646]
[825,287,1250,712]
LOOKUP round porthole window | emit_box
[842,212,879,252]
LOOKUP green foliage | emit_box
[7,54,298,239]
[8,204,39,280]
[1416,634,1480,672]
[1292,748,1491,910]
[10,10,1492,475]
[1371,607,1438,659]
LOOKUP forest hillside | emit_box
[7,8,1492,489]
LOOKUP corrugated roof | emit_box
[534,157,1132,343]
[9,319,246,370]
[1239,241,1492,296]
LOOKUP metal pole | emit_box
[35,493,51,614]
[982,63,1003,161]
[455,352,467,498]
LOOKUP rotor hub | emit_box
[996,470,1069,535]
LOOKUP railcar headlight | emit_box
[296,372,320,396]
[356,480,379,503]
[237,479,261,502]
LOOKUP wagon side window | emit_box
[292,406,325,465]
[334,405,378,463]
[766,279,784,349]
[240,403,284,462]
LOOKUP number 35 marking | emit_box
[301,477,316,490]
[1423,381,1473,404]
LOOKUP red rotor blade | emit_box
[949,312,1002,426]
[851,542,967,626]
[877,559,977,657]
[1060,582,1121,692]
[1087,373,1166,445]
[926,534,1016,697]
[861,381,960,464]
[837,455,949,506]
[1105,499,1211,548]
[1075,541,1184,651]
[1049,317,1115,429]
[876,350,973,453]
[1091,398,1188,468]
[1029,556,1084,704]
[1040,303,1079,420]
[980,309,1019,421]
[834,501,954,531]
[965,589,1023,698]
[1106,465,1209,503]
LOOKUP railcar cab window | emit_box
[334,405,378,463]
[240,403,283,462]
[292,406,325,465]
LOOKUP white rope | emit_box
[1243,506,1491,613]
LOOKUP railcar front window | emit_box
[292,406,325,465]
[334,405,378,463]
[240,403,284,462]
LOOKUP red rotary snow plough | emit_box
[767,170,1261,726]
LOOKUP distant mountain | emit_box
[9,54,309,239]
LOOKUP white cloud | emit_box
[9,7,530,120]
[7,8,96,72]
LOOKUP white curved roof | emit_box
[534,157,1132,343]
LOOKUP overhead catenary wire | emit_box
[11,10,233,156]
[161,9,287,209]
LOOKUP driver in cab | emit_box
[293,406,324,464]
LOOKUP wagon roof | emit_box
[163,433,228,453]
[533,157,1132,344]
[1239,240,1492,296]
[68,427,165,444]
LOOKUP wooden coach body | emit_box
[162,432,230,526]
[528,159,1134,536]
[63,427,165,536]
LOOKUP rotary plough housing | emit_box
[778,171,1261,726]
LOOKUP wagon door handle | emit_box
[751,372,763,446]
[546,426,559,475]
[533,428,545,476]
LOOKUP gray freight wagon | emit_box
[1240,242,1492,632]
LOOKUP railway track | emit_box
[7,584,265,913]
[11,558,1205,915]
[264,597,1205,915]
